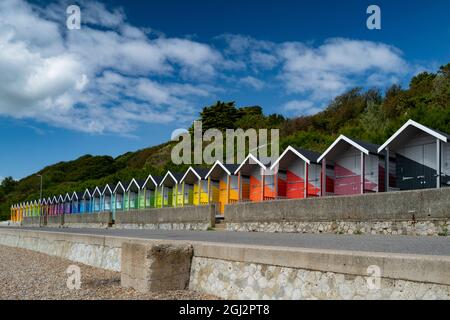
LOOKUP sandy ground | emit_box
[0,245,218,300]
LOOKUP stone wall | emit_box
[225,188,450,236]
[114,205,216,231]
[21,216,42,227]
[189,257,450,299]
[47,214,64,227]
[63,212,113,229]
[227,220,450,236]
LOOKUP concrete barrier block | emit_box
[121,241,193,293]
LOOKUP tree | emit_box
[198,101,240,132]
[0,177,17,194]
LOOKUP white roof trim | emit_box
[180,166,201,183]
[58,194,64,202]
[377,119,448,153]
[82,188,92,199]
[113,181,126,193]
[317,135,369,162]
[234,153,267,175]
[64,193,72,201]
[126,178,141,192]
[205,160,231,179]
[102,184,113,195]
[270,146,311,171]
[92,186,102,197]
[143,174,158,188]
[71,191,79,200]
[159,171,178,186]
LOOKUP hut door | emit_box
[397,143,436,190]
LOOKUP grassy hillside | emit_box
[1,63,449,220]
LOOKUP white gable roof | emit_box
[378,119,449,153]
[317,135,369,162]
[234,153,267,175]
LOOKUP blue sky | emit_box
[0,0,449,180]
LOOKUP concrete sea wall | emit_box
[21,205,215,231]
[63,212,113,229]
[114,205,216,231]
[0,228,449,299]
[225,188,450,236]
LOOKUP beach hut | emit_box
[30,200,36,217]
[141,175,162,208]
[41,198,48,216]
[46,197,52,215]
[19,203,24,218]
[13,204,17,221]
[57,195,64,214]
[113,181,126,211]
[159,171,184,207]
[126,179,144,210]
[10,205,15,222]
[33,200,40,216]
[80,189,92,213]
[22,202,28,218]
[378,119,450,190]
[205,161,240,215]
[29,201,34,217]
[101,184,114,212]
[71,191,82,214]
[91,187,102,212]
[318,135,384,196]
[180,167,210,206]
[16,204,20,221]
[23,201,29,217]
[63,193,72,214]
[234,154,279,202]
[15,204,20,222]
[270,146,322,199]
[28,200,34,216]
[49,197,56,215]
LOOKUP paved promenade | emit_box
[3,226,450,256]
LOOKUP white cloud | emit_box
[0,0,227,134]
[277,38,407,102]
[282,100,322,116]
[239,76,265,90]
[221,34,409,107]
[0,1,414,135]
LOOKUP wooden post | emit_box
[181,182,185,207]
[161,186,165,208]
[226,175,231,205]
[174,183,178,208]
[437,138,441,189]
[274,171,278,199]
[261,168,265,202]
[143,188,146,208]
[304,162,308,198]
[207,177,211,204]
[198,179,202,205]
[385,146,389,192]
[321,159,326,196]
[360,152,365,195]
[237,171,242,201]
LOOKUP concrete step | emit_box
[214,220,227,230]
